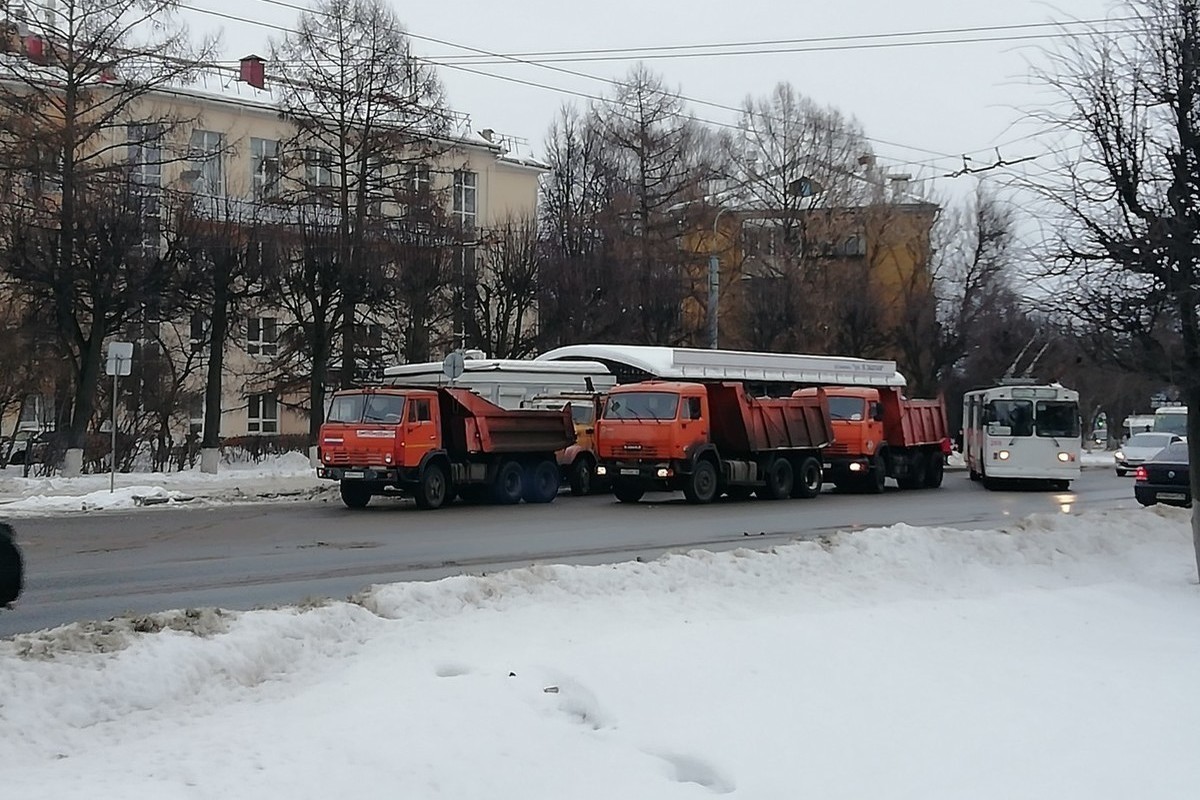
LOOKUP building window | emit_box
[247,393,278,434]
[247,316,278,357]
[453,170,477,229]
[128,124,162,256]
[404,163,431,195]
[188,130,224,196]
[304,149,333,189]
[250,137,280,199]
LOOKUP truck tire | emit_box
[865,454,886,494]
[791,456,823,499]
[414,463,448,510]
[339,481,371,509]
[761,457,793,500]
[492,460,525,505]
[898,452,927,490]
[613,482,644,503]
[925,453,945,488]
[523,459,560,504]
[683,459,719,504]
[568,456,594,496]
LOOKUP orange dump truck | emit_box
[595,381,834,504]
[317,386,575,509]
[795,386,950,492]
[525,392,606,495]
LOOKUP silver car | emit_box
[1114,432,1183,476]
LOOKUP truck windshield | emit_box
[828,396,866,421]
[326,394,406,424]
[603,392,679,421]
[1035,401,1080,438]
[571,405,595,425]
[1153,411,1188,436]
[986,400,1034,437]
[363,394,406,424]
[327,394,366,423]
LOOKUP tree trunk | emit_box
[310,321,330,444]
[69,331,105,451]
[339,294,356,388]
[202,275,230,452]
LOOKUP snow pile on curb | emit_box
[1,508,1196,799]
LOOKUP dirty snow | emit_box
[0,453,325,514]
[0,508,1197,798]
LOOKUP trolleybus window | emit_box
[1035,401,1080,438]
[986,400,1033,437]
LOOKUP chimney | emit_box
[238,54,265,90]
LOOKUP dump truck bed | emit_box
[706,383,833,455]
[440,387,575,455]
[882,392,949,448]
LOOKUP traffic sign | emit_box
[106,341,134,377]
[442,350,465,382]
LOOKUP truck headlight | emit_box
[656,467,669,478]
[595,465,607,476]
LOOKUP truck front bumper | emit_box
[318,466,401,483]
[596,460,681,490]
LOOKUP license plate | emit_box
[822,463,832,469]
[343,471,365,479]
[620,468,639,476]
[1158,492,1187,501]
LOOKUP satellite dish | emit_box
[442,350,465,382]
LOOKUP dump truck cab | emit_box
[595,382,711,485]
[318,388,443,487]
[526,391,605,495]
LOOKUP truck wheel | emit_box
[761,457,794,500]
[613,482,644,503]
[865,455,886,494]
[0,523,23,607]
[339,481,371,509]
[492,460,524,505]
[792,456,823,499]
[523,459,560,504]
[568,456,594,496]
[925,454,945,488]
[683,459,718,504]
[414,463,448,510]
[898,452,927,490]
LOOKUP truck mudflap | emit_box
[318,466,401,483]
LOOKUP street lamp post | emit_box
[708,207,729,350]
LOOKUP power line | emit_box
[202,0,963,164]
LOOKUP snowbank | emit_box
[0,453,324,514]
[0,508,1197,799]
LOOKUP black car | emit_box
[1134,442,1192,507]
[0,522,22,607]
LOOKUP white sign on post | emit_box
[106,341,134,492]
[106,341,134,377]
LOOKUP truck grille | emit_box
[825,442,851,456]
[327,449,378,465]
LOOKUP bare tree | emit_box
[1030,0,1200,577]
[468,217,541,359]
[0,0,214,471]
[272,0,451,391]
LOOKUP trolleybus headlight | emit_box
[1057,452,1073,463]
[998,450,1011,460]
[595,465,607,476]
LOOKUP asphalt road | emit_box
[1,469,1138,637]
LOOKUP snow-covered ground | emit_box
[1,508,1197,798]
[0,453,327,514]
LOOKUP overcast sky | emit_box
[189,0,1118,194]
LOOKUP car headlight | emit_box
[1114,451,1124,461]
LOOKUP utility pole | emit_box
[709,208,729,350]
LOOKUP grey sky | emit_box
[191,0,1114,192]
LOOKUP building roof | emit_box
[536,345,907,387]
